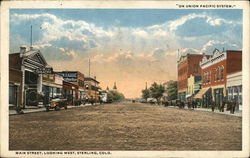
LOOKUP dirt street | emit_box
[9,101,242,150]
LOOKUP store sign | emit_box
[58,72,78,82]
[35,67,53,74]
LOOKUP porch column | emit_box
[20,66,25,108]
[37,74,43,93]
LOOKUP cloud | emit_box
[168,13,240,32]
[201,40,241,54]
[178,48,202,58]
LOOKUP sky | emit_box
[10,9,242,98]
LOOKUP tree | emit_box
[141,89,150,101]
[149,82,165,104]
[107,90,125,102]
[166,81,177,100]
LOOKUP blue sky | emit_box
[9,9,243,97]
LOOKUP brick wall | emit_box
[202,60,227,88]
[226,51,242,74]
[178,54,203,91]
[9,53,22,70]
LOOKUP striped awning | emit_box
[193,87,210,99]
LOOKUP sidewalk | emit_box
[166,105,242,117]
[9,103,99,115]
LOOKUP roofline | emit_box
[84,77,100,83]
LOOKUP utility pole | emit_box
[30,25,32,47]
[88,58,90,77]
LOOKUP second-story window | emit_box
[221,66,224,80]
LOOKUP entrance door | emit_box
[9,85,17,106]
[26,89,37,106]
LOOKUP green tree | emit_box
[107,90,125,101]
[141,89,150,101]
[149,82,165,104]
[166,81,177,100]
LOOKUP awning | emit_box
[193,87,210,99]
[185,94,192,98]
[78,88,85,92]
[42,82,62,88]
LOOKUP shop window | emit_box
[56,88,61,93]
[239,85,242,93]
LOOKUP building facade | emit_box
[227,71,242,111]
[84,77,100,101]
[9,47,49,108]
[42,73,64,105]
[199,49,242,107]
[177,54,203,101]
[56,71,86,104]
[187,75,202,98]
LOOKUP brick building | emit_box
[198,49,242,107]
[84,77,100,102]
[177,54,204,101]
[56,71,86,104]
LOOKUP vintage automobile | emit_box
[45,98,68,111]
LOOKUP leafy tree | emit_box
[107,90,125,101]
[149,82,165,104]
[166,81,177,100]
[141,89,150,101]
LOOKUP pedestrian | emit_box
[192,99,196,109]
[211,101,215,112]
[221,97,226,112]
[231,98,237,114]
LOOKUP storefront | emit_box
[9,47,48,108]
[42,74,63,105]
[227,71,242,111]
[62,80,78,105]
[9,67,22,108]
[214,88,224,107]
[178,89,186,102]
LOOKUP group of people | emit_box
[164,97,238,114]
[211,97,237,114]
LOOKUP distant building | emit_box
[9,46,48,108]
[84,77,100,101]
[198,49,242,108]
[187,75,202,98]
[56,71,86,102]
[177,54,204,101]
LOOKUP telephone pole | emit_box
[30,25,33,47]
[88,58,90,77]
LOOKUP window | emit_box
[214,69,217,81]
[221,66,224,80]
[218,67,221,80]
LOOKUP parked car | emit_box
[139,99,147,103]
[45,98,68,111]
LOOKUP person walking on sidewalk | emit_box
[221,97,226,112]
[230,98,237,114]
[211,101,215,112]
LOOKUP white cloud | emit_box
[167,12,240,33]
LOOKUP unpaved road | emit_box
[9,101,242,150]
